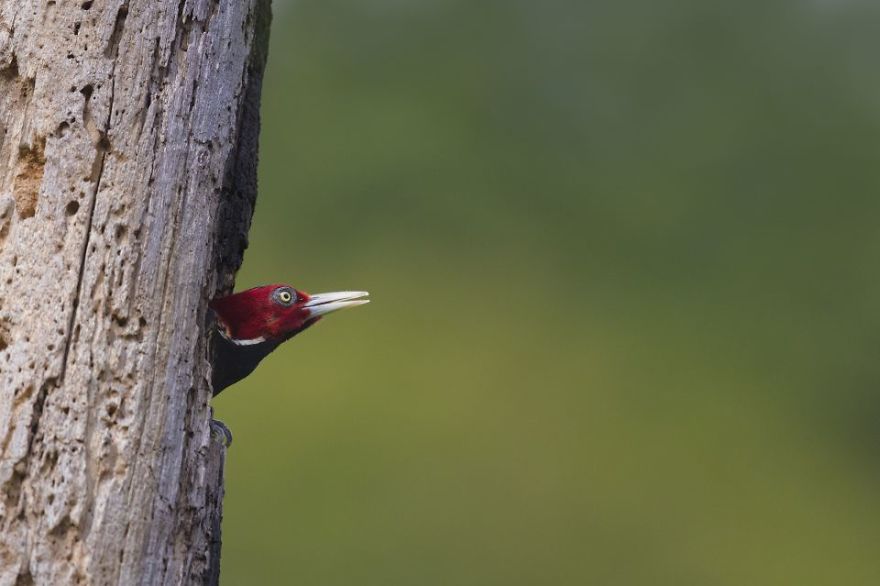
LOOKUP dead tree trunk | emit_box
[0,0,271,583]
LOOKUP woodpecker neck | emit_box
[208,310,318,396]
[210,326,281,396]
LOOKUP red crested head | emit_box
[209,284,369,344]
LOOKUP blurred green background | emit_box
[215,1,880,584]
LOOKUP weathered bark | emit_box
[0,0,271,584]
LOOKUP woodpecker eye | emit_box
[273,288,296,306]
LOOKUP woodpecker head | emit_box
[208,284,369,394]
[210,284,369,344]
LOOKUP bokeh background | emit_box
[215,1,880,584]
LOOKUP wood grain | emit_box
[0,0,271,583]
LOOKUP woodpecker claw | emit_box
[210,419,233,447]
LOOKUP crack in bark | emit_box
[104,2,129,60]
[60,63,118,384]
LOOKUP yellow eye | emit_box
[272,287,296,307]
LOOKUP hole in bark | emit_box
[0,55,17,80]
[13,140,46,219]
[114,224,126,241]
[80,84,93,100]
[81,1,92,9]
[73,22,81,35]
[65,200,79,216]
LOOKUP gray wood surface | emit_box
[0,0,271,583]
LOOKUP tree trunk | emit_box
[0,0,271,583]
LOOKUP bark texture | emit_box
[0,0,271,583]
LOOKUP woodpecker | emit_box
[207,284,369,443]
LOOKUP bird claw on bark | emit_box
[210,419,233,447]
